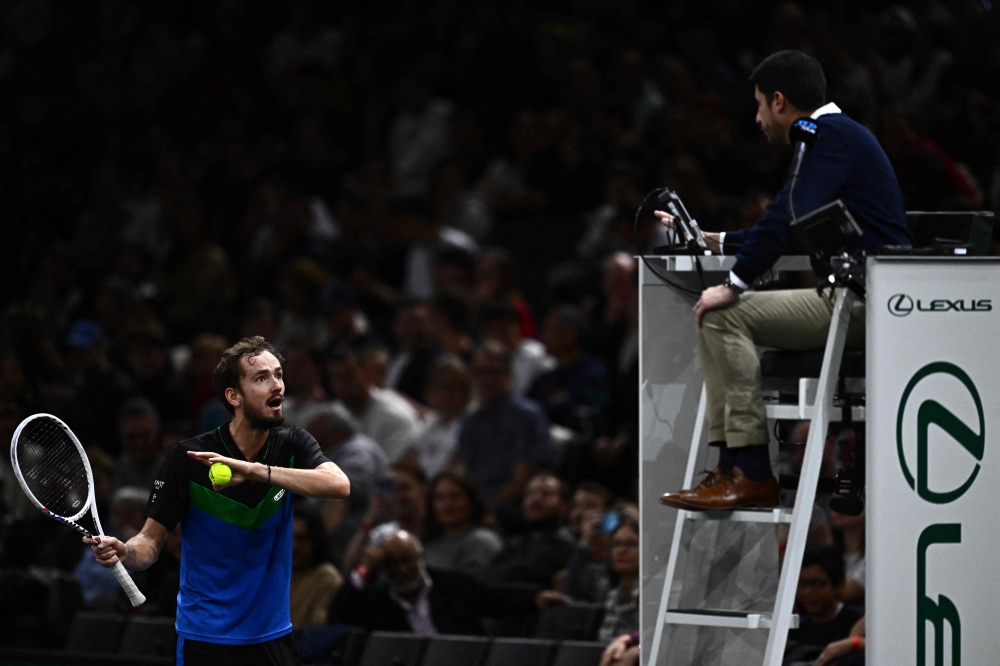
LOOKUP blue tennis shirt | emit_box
[144,424,328,645]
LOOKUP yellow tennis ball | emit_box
[209,463,232,486]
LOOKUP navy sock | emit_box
[735,445,773,482]
[710,441,736,472]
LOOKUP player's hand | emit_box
[85,535,128,568]
[693,284,739,328]
[186,451,257,490]
[654,210,675,229]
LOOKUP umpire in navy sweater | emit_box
[658,50,912,511]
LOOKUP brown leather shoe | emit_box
[679,466,779,511]
[660,468,728,509]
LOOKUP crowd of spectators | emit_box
[0,0,998,660]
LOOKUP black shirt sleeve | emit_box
[288,427,331,470]
[143,444,189,530]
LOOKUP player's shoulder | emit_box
[271,425,317,445]
[172,431,218,454]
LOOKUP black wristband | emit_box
[723,277,746,295]
[267,464,271,484]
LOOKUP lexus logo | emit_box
[896,362,985,504]
[889,293,914,316]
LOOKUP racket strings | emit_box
[16,418,90,519]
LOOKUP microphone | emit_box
[787,117,819,220]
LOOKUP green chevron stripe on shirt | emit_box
[187,457,295,530]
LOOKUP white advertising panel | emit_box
[868,257,1000,666]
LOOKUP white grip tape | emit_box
[112,561,146,607]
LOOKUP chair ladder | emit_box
[646,288,856,666]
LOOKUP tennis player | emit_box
[87,337,350,666]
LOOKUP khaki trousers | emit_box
[697,289,865,448]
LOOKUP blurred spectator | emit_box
[326,345,422,463]
[290,505,344,628]
[596,517,640,643]
[121,319,187,422]
[480,301,554,396]
[113,398,164,492]
[474,248,536,338]
[600,633,641,666]
[456,342,553,510]
[385,299,440,404]
[787,547,863,653]
[389,65,454,198]
[528,306,609,430]
[488,474,574,588]
[832,510,865,605]
[408,355,471,478]
[241,300,280,341]
[184,333,230,428]
[560,481,614,602]
[64,320,131,456]
[282,339,331,427]
[429,292,475,361]
[361,343,391,390]
[306,403,390,564]
[328,528,565,634]
[321,282,376,349]
[276,259,333,350]
[423,472,503,576]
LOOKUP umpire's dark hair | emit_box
[212,336,285,415]
[801,545,846,586]
[749,50,826,112]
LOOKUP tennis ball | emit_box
[209,463,232,486]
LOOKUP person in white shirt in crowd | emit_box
[479,301,554,396]
[385,299,441,405]
[326,344,422,463]
[405,355,472,479]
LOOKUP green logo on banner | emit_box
[896,362,985,504]
[917,524,962,666]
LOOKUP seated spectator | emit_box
[64,320,131,456]
[423,472,503,576]
[291,505,344,628]
[814,617,865,666]
[474,248,537,339]
[528,306,608,430]
[326,345,422,463]
[113,398,163,491]
[121,319,187,422]
[456,341,553,510]
[385,299,440,404]
[306,404,391,564]
[408,355,471,478]
[361,343,391,390]
[282,339,331,427]
[480,301,554,396]
[596,517,640,643]
[787,547,863,654]
[430,292,475,361]
[184,333,230,428]
[489,474,575,588]
[328,528,567,634]
[832,509,865,605]
[560,481,614,601]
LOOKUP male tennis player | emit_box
[87,336,350,665]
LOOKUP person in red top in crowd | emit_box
[474,248,536,339]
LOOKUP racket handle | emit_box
[112,561,147,607]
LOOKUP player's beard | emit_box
[242,398,284,430]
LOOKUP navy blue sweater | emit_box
[725,111,911,284]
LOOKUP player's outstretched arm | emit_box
[85,517,169,571]
[187,451,350,499]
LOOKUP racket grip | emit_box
[112,561,147,607]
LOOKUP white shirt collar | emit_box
[811,102,842,119]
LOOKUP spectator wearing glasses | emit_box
[596,516,640,643]
[786,546,863,660]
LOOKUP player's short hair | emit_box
[749,50,826,112]
[212,336,285,415]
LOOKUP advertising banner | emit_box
[868,257,1000,666]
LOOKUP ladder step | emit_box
[665,609,799,630]
[765,403,865,421]
[682,507,792,524]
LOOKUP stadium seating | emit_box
[550,640,606,666]
[65,612,127,653]
[358,632,427,666]
[482,638,557,666]
[118,616,176,657]
[534,602,603,641]
[421,635,491,666]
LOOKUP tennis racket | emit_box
[10,413,146,607]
